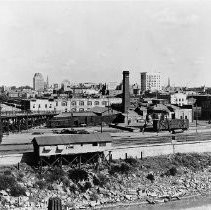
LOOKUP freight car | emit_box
[153,119,189,132]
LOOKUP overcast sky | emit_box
[0,0,211,87]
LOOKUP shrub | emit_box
[17,172,24,182]
[69,184,78,193]
[3,170,12,176]
[169,166,177,176]
[125,157,139,166]
[90,192,99,201]
[84,181,92,190]
[146,173,155,183]
[35,180,47,189]
[93,173,109,187]
[68,169,88,183]
[109,162,132,175]
[120,162,131,174]
[10,184,26,197]
[46,167,65,183]
[0,175,16,190]
[79,181,92,192]
[61,176,70,188]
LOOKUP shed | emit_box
[32,133,112,157]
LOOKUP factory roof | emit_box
[32,133,112,146]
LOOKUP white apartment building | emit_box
[170,93,188,106]
[140,72,161,92]
[29,97,122,113]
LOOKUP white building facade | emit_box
[171,93,188,106]
[29,97,122,112]
[140,72,161,92]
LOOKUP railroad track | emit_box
[113,132,211,147]
[1,132,211,154]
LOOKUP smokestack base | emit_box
[122,71,130,113]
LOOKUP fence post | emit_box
[141,152,143,160]
[48,197,62,210]
[125,153,127,160]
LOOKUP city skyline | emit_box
[0,0,211,87]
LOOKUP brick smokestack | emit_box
[122,71,130,113]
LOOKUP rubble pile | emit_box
[0,153,211,209]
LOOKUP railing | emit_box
[1,110,60,116]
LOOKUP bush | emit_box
[35,180,47,189]
[69,184,78,193]
[146,173,155,183]
[169,166,177,176]
[3,170,12,176]
[109,162,132,175]
[90,192,99,201]
[0,175,16,190]
[17,172,24,182]
[125,157,139,166]
[10,184,26,197]
[61,176,70,188]
[68,169,88,183]
[46,167,65,183]
[79,181,92,192]
[93,173,109,187]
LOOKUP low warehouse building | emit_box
[32,133,112,168]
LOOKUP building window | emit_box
[94,101,99,106]
[49,104,52,108]
[102,101,107,106]
[92,142,98,146]
[33,105,35,108]
[180,116,183,119]
[71,108,76,112]
[65,108,67,112]
[79,101,84,106]
[99,142,106,147]
[45,104,47,108]
[38,104,41,108]
[71,101,76,106]
[185,116,187,119]
[62,101,67,106]
[87,101,92,106]
[79,108,84,112]
[56,101,58,106]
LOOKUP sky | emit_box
[0,0,211,87]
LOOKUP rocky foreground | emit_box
[1,153,211,209]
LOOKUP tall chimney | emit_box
[122,71,130,113]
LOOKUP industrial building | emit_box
[21,97,122,113]
[32,133,112,167]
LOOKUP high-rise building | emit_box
[140,72,161,92]
[33,73,45,91]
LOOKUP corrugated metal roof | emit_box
[32,133,112,146]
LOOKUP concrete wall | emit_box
[106,140,211,159]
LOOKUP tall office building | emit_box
[33,73,45,91]
[140,72,161,92]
